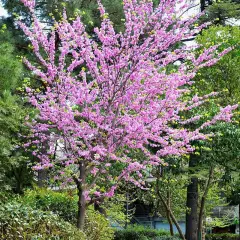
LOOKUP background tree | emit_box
[185,24,240,240]
[195,25,240,104]
[0,30,33,194]
[189,122,240,239]
[199,0,240,25]
[139,160,187,239]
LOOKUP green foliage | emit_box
[114,225,176,240]
[84,208,115,240]
[0,91,33,193]
[1,0,123,32]
[20,189,115,239]
[205,233,240,240]
[191,25,240,228]
[0,40,22,92]
[195,25,240,104]
[195,122,240,219]
[137,168,187,221]
[154,237,182,240]
[2,0,161,34]
[0,35,34,193]
[0,201,86,240]
[0,191,14,204]
[199,123,240,168]
[20,188,78,223]
[1,190,115,240]
[103,194,129,226]
[200,1,240,25]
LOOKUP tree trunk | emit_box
[15,180,23,194]
[12,165,24,194]
[94,199,107,216]
[37,139,49,188]
[202,219,206,240]
[198,166,214,240]
[239,205,240,237]
[239,205,240,238]
[200,0,213,11]
[77,189,86,230]
[166,210,174,236]
[200,0,205,11]
[76,162,87,230]
[186,154,199,240]
[156,172,185,240]
[167,188,174,236]
[157,191,186,240]
[37,169,48,188]
[125,188,129,229]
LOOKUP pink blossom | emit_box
[83,191,91,201]
[91,167,99,176]
[105,186,117,198]
[94,191,101,197]
[19,0,237,204]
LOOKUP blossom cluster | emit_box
[20,0,237,201]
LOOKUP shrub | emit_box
[155,237,181,240]
[0,201,86,240]
[21,189,114,239]
[114,225,180,240]
[21,188,78,223]
[205,233,240,240]
[84,209,115,240]
[0,191,14,204]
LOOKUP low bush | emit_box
[155,237,182,240]
[114,225,181,240]
[206,233,240,240]
[20,189,114,240]
[0,201,86,240]
[84,209,115,240]
[0,191,14,204]
[21,188,78,223]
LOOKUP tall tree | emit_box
[185,25,240,240]
[186,154,199,240]
[200,0,240,25]
[19,0,237,229]
[0,31,33,194]
[1,0,125,31]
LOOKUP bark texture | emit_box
[76,162,86,230]
[198,166,214,239]
[167,189,174,236]
[186,154,199,240]
[156,170,186,240]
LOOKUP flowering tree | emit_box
[19,0,237,229]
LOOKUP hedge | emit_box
[0,201,86,240]
[114,225,181,240]
[206,233,240,240]
[20,189,114,240]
